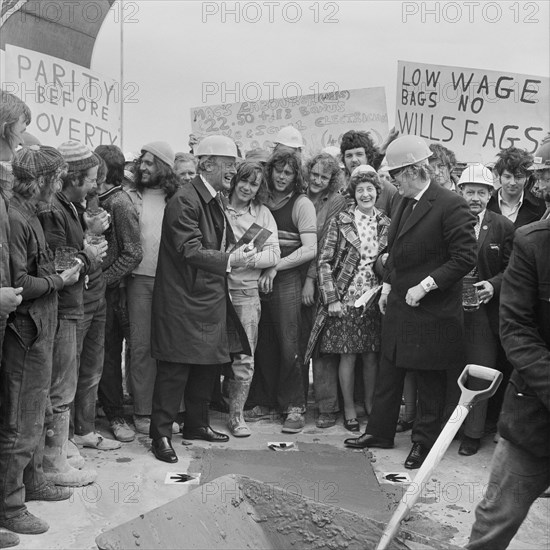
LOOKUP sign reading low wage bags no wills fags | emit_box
[396,60,549,164]
[4,44,122,149]
[190,87,389,155]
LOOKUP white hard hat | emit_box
[194,135,238,158]
[458,163,496,189]
[274,126,304,149]
[385,135,432,171]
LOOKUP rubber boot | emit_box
[227,380,251,437]
[43,411,97,487]
[66,439,85,470]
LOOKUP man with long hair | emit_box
[125,142,180,436]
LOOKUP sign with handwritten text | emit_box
[396,60,549,164]
[5,45,121,148]
[191,87,388,155]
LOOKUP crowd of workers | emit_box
[0,89,549,549]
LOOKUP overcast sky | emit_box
[87,1,549,153]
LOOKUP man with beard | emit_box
[125,142,179,436]
[531,134,550,220]
[149,135,256,463]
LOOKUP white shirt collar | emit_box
[498,189,524,210]
[200,174,218,199]
[413,180,431,202]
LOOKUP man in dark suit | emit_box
[453,164,515,456]
[487,146,545,228]
[467,219,550,549]
[149,135,255,463]
[345,135,477,470]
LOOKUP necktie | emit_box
[474,215,481,240]
[398,198,415,232]
[214,192,227,251]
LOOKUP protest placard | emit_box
[4,44,121,148]
[396,60,549,164]
[191,87,388,155]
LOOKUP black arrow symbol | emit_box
[385,473,408,483]
[170,474,195,483]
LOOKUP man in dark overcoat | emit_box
[345,135,477,470]
[149,135,255,463]
[467,218,550,549]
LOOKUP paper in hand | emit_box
[234,222,272,251]
[354,285,382,309]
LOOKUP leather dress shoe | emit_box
[458,436,480,456]
[151,437,178,463]
[405,442,429,469]
[344,433,394,449]
[181,426,229,443]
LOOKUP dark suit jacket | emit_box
[498,219,550,457]
[151,176,250,364]
[383,182,477,370]
[487,189,546,228]
[476,210,515,335]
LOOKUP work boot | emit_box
[227,379,251,438]
[0,530,19,548]
[0,511,48,535]
[282,407,305,433]
[110,418,135,442]
[25,482,72,502]
[43,411,97,487]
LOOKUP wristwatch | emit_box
[420,276,437,293]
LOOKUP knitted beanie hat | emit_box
[12,145,65,181]
[58,141,99,174]
[141,141,175,169]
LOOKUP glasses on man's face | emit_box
[84,177,97,184]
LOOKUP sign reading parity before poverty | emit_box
[191,87,388,155]
[396,60,549,164]
[5,45,121,148]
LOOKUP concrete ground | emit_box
[16,408,550,550]
[11,404,550,550]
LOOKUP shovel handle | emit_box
[376,364,502,550]
[458,364,503,407]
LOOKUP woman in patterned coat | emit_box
[305,167,390,431]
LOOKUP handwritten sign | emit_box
[191,87,388,155]
[396,60,549,163]
[5,45,121,148]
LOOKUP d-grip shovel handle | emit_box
[458,364,503,408]
[376,364,502,550]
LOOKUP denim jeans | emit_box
[250,269,306,413]
[49,318,78,416]
[467,438,550,549]
[98,286,130,421]
[127,275,156,415]
[75,297,106,435]
[228,288,261,383]
[0,308,55,519]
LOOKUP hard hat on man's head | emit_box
[385,135,432,171]
[274,126,304,149]
[194,135,238,158]
[458,163,495,190]
[530,133,550,170]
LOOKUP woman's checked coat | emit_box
[305,205,390,363]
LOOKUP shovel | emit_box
[376,363,503,550]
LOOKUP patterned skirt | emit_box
[319,304,381,354]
